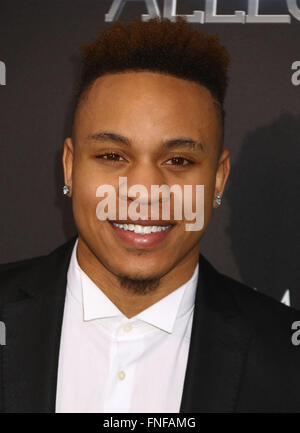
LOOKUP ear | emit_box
[213,149,230,208]
[62,137,74,197]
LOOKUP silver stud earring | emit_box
[215,194,222,207]
[63,185,71,196]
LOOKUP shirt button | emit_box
[117,370,126,381]
[123,323,133,332]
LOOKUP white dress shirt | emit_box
[55,238,199,413]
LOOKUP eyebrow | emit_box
[85,131,205,152]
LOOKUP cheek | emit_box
[186,166,216,227]
[204,178,216,205]
[72,163,121,229]
[72,169,101,223]
[189,166,216,205]
[201,159,218,194]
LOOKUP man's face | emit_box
[63,71,229,283]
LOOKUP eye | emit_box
[165,157,194,167]
[95,152,125,162]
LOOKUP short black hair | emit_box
[73,16,231,145]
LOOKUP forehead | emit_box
[73,71,221,146]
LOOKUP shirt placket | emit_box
[102,318,144,413]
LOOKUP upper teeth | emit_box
[112,222,172,234]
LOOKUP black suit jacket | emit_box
[0,236,300,413]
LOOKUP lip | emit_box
[109,219,176,227]
[108,220,175,249]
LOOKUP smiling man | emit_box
[1,17,300,413]
[64,65,228,316]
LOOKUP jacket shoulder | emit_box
[199,255,299,341]
[215,270,300,359]
[0,238,76,304]
[0,254,46,273]
[220,271,299,320]
[213,271,300,411]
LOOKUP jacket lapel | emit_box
[179,255,253,413]
[1,237,76,413]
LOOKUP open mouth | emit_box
[108,220,175,248]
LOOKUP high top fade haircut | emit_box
[72,16,231,149]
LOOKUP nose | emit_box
[119,162,168,205]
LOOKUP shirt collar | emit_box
[67,238,199,334]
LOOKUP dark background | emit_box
[0,0,299,307]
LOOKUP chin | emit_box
[110,257,165,278]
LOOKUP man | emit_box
[0,17,300,413]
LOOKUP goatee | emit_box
[118,274,161,295]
